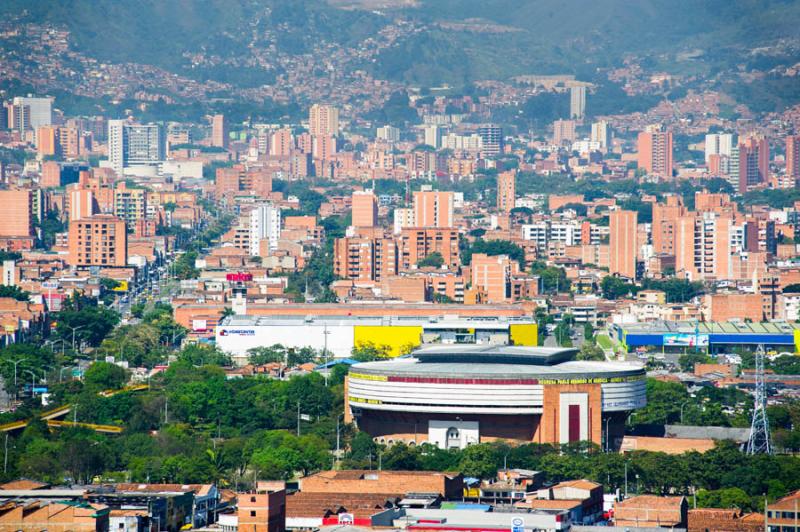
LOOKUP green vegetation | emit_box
[53,294,120,349]
[530,261,570,293]
[461,239,525,268]
[601,276,703,303]
[0,285,30,301]
[247,345,317,367]
[417,252,445,268]
[596,334,613,350]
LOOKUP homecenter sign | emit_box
[218,329,256,336]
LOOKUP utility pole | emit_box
[323,324,330,386]
[624,461,628,499]
[335,416,341,468]
[3,433,8,474]
[69,325,85,353]
[747,344,772,454]
[296,401,301,436]
[10,358,26,402]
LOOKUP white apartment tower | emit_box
[591,121,611,151]
[249,203,281,256]
[570,86,586,120]
[704,133,734,163]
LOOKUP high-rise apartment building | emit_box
[5,101,29,132]
[704,133,733,163]
[651,196,687,256]
[377,125,400,142]
[737,135,769,192]
[249,203,281,256]
[309,104,339,137]
[58,126,81,158]
[497,170,516,213]
[107,119,126,175]
[399,228,459,270]
[12,96,52,129]
[609,209,637,280]
[674,212,734,281]
[570,86,586,120]
[637,126,673,178]
[393,207,414,234]
[312,135,337,160]
[270,128,294,157]
[67,215,128,267]
[413,191,454,228]
[478,124,503,157]
[211,114,228,148]
[113,184,148,229]
[0,190,33,237]
[40,161,62,188]
[552,119,576,146]
[591,121,611,151]
[471,253,514,303]
[36,125,58,156]
[69,189,98,222]
[423,125,441,149]
[107,120,165,174]
[787,135,800,183]
[126,123,165,166]
[352,191,378,229]
[334,236,398,282]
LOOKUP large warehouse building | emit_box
[345,345,646,450]
[613,321,800,354]
[215,315,537,365]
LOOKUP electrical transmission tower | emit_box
[746,344,771,455]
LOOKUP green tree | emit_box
[696,487,753,511]
[678,352,712,372]
[173,251,199,280]
[462,239,525,268]
[178,344,231,366]
[577,343,605,361]
[83,361,128,392]
[630,379,689,425]
[601,276,637,300]
[417,252,445,268]
[351,343,392,362]
[583,322,594,341]
[530,261,570,293]
[54,294,120,348]
[458,444,499,479]
[0,285,30,301]
[248,345,286,365]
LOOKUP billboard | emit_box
[664,333,709,347]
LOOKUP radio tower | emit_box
[746,344,771,454]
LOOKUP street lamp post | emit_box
[680,400,691,423]
[9,359,26,401]
[23,370,36,399]
[67,325,85,353]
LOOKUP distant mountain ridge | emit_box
[2,0,799,90]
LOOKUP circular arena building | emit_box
[345,345,646,450]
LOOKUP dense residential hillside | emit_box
[3,0,800,87]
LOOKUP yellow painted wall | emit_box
[794,329,800,353]
[353,325,423,357]
[509,323,538,346]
